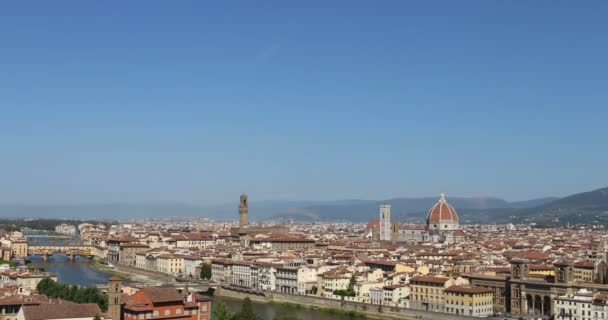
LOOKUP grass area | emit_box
[269,300,365,318]
[89,258,131,279]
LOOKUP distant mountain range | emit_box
[1,187,607,225]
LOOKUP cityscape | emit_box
[1,192,608,320]
[2,1,608,320]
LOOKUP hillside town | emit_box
[0,194,607,319]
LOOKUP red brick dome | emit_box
[366,219,380,232]
[426,193,459,225]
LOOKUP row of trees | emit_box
[212,298,260,320]
[36,278,108,311]
[212,298,302,320]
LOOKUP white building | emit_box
[297,265,318,295]
[231,262,253,288]
[370,287,383,305]
[55,223,77,235]
[183,256,204,279]
[257,263,277,291]
[554,289,608,320]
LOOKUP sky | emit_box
[1,1,607,205]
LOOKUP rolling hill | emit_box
[1,187,606,225]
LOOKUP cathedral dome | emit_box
[366,219,380,232]
[426,193,459,227]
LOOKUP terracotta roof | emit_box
[140,287,184,303]
[411,276,450,284]
[426,194,459,225]
[21,302,102,320]
[445,285,492,294]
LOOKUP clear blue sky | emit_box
[1,1,607,205]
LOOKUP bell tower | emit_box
[108,276,122,320]
[379,204,391,241]
[239,194,249,228]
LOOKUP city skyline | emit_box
[2,1,607,205]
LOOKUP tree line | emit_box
[212,297,301,320]
[36,278,108,311]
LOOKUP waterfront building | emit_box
[256,262,277,291]
[409,275,469,312]
[316,268,352,296]
[369,287,383,305]
[276,265,299,294]
[182,255,205,279]
[155,254,184,276]
[297,265,318,295]
[382,284,409,306]
[106,237,139,265]
[444,285,494,317]
[231,261,253,288]
[10,241,27,259]
[118,243,149,268]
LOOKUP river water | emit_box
[27,255,110,286]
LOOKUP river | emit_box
[27,255,110,286]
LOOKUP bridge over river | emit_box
[28,244,95,261]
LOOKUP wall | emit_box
[216,288,481,320]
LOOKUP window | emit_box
[165,310,171,316]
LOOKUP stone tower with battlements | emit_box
[239,194,249,228]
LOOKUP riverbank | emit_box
[268,301,369,319]
[217,296,369,320]
[90,261,175,285]
[215,289,429,320]
[89,258,134,280]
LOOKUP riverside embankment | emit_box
[216,287,480,320]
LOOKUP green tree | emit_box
[211,299,233,320]
[348,274,356,291]
[36,278,108,311]
[232,297,260,320]
[274,316,301,320]
[36,277,52,293]
[333,289,355,297]
[93,316,102,320]
[201,263,212,280]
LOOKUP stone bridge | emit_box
[28,245,95,261]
